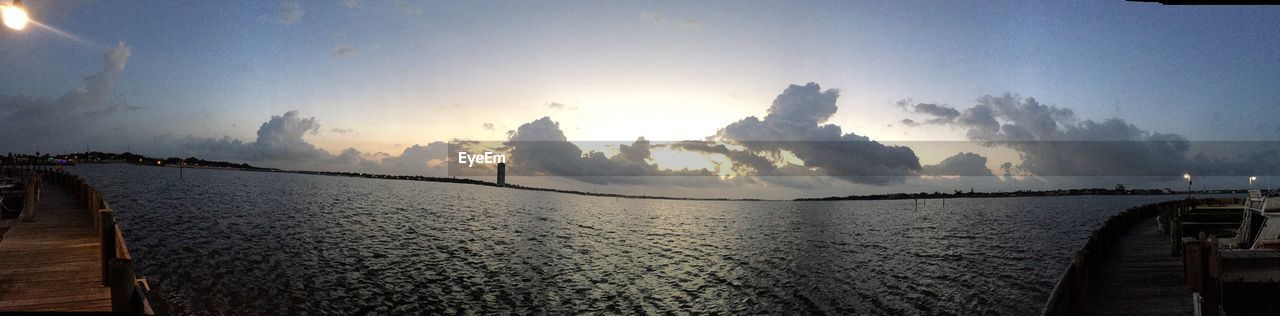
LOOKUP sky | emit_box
[1,0,1279,199]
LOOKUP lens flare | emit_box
[2,5,28,30]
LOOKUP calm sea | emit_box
[70,164,1188,315]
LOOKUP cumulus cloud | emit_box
[670,141,780,175]
[482,122,495,131]
[547,102,565,109]
[503,117,713,184]
[0,42,135,152]
[709,82,921,184]
[921,152,995,176]
[897,100,961,125]
[376,141,449,176]
[898,94,1278,177]
[171,111,457,176]
[180,111,339,163]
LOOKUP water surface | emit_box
[72,164,1187,315]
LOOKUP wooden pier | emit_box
[0,167,153,314]
[1084,216,1194,315]
[1041,198,1256,315]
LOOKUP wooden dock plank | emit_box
[0,184,111,312]
[1087,217,1194,315]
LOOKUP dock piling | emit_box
[100,208,117,285]
[108,258,137,313]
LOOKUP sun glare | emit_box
[2,5,28,30]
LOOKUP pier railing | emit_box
[1,165,155,315]
[1040,198,1223,316]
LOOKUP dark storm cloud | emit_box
[711,82,921,184]
[503,117,713,184]
[0,42,135,152]
[921,152,995,176]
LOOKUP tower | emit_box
[496,162,506,187]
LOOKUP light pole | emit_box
[1184,172,1193,200]
[2,0,29,31]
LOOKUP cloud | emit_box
[710,82,921,184]
[179,111,336,162]
[333,45,357,58]
[901,94,1247,177]
[544,102,578,110]
[375,141,449,176]
[171,111,454,176]
[330,128,354,134]
[921,152,995,176]
[340,0,363,9]
[395,0,424,16]
[639,12,703,30]
[670,141,779,176]
[898,100,961,125]
[482,123,495,131]
[503,117,713,184]
[0,42,135,152]
[261,1,303,25]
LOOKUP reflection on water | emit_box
[72,164,1184,315]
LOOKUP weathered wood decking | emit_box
[1086,216,1193,315]
[0,184,111,312]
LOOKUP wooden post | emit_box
[20,179,35,222]
[32,172,40,202]
[82,183,90,210]
[1203,240,1222,316]
[1171,212,1183,256]
[1069,250,1088,316]
[1183,238,1203,292]
[100,209,117,286]
[92,206,100,236]
[108,258,136,313]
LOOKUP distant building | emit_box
[496,162,506,187]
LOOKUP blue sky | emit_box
[2,0,1278,197]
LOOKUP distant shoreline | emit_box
[5,152,1250,202]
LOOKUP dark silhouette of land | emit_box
[7,152,764,201]
[795,186,1199,201]
[3,152,1245,202]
